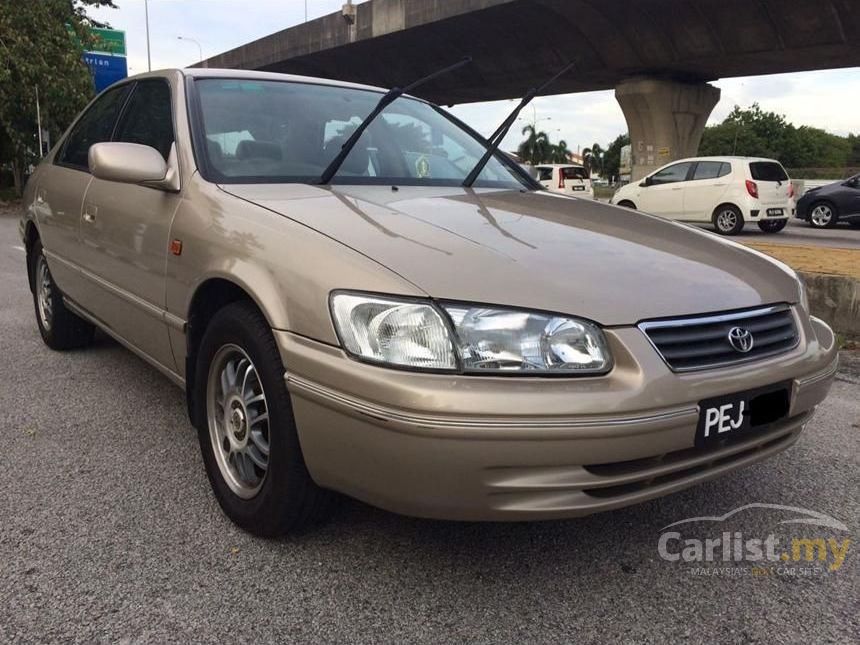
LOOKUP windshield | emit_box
[192,78,528,188]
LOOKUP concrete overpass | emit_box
[201,0,860,179]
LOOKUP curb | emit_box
[800,272,860,337]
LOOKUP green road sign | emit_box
[90,28,126,56]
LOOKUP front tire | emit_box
[30,240,95,350]
[758,219,787,233]
[194,301,333,536]
[808,202,837,228]
[617,200,636,209]
[712,205,744,235]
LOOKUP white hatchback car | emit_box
[536,164,594,199]
[611,156,792,235]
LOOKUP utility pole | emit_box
[144,0,152,71]
[35,87,43,157]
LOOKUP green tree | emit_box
[549,139,571,163]
[0,0,115,195]
[699,103,851,169]
[601,133,629,182]
[517,124,552,164]
[582,142,604,175]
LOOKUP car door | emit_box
[34,84,133,303]
[682,161,732,221]
[77,78,180,372]
[837,176,860,217]
[636,161,694,218]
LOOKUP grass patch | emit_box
[743,242,860,280]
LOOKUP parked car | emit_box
[796,174,860,228]
[611,156,793,235]
[535,163,594,199]
[21,69,836,535]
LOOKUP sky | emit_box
[88,0,860,154]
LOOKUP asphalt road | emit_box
[1,207,858,645]
[732,217,860,249]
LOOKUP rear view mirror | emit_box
[89,142,171,189]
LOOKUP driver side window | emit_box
[650,162,693,186]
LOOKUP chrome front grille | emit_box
[639,305,799,372]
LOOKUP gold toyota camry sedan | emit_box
[21,69,837,535]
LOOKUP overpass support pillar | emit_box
[615,77,720,181]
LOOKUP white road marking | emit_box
[12,245,25,252]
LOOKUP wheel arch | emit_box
[711,202,743,219]
[23,220,41,293]
[617,199,637,209]
[810,198,839,216]
[184,276,275,427]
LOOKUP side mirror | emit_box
[89,142,173,189]
[640,176,653,187]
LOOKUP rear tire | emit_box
[757,219,787,233]
[30,240,95,350]
[712,205,744,236]
[808,202,837,228]
[617,200,636,209]
[194,301,334,536]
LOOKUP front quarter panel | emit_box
[165,177,425,376]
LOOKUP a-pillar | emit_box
[615,77,721,181]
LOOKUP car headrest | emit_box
[205,139,223,161]
[236,140,282,161]
[324,136,369,176]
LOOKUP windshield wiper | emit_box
[462,61,576,188]
[317,57,472,185]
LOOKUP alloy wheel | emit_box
[716,209,738,233]
[810,204,833,227]
[206,344,271,499]
[36,256,53,332]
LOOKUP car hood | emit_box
[222,184,800,326]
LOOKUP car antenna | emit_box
[317,56,473,185]
[462,61,576,188]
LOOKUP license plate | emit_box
[696,382,791,447]
[572,186,585,191]
[766,208,784,217]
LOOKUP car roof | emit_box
[669,156,783,164]
[129,67,396,96]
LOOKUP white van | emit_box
[535,164,594,199]
[610,156,792,235]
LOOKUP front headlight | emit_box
[330,292,612,375]
[443,305,612,374]
[330,293,456,370]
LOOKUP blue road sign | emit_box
[83,52,128,92]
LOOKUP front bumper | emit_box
[277,314,838,521]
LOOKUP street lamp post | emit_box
[177,36,205,67]
[144,0,151,71]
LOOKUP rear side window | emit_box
[692,161,731,180]
[114,80,175,160]
[537,167,553,181]
[749,161,788,182]
[57,84,132,169]
[561,166,589,180]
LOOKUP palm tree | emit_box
[517,124,552,165]
[551,139,571,164]
[582,143,604,175]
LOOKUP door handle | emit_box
[671,187,683,191]
[83,205,97,223]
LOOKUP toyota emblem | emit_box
[727,327,755,353]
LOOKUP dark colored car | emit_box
[796,175,860,228]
